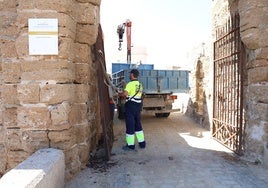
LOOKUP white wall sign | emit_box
[28,18,58,55]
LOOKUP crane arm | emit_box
[117,19,132,64]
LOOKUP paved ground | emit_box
[66,113,268,188]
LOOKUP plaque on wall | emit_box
[28,18,58,55]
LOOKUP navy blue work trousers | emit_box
[125,101,143,135]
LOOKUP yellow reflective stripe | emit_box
[135,131,145,142]
[29,31,58,35]
[126,134,135,145]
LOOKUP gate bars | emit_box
[213,13,245,155]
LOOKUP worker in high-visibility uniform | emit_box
[119,69,146,150]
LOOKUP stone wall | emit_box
[187,0,268,165]
[0,0,102,180]
[212,0,268,164]
[238,0,268,163]
[185,43,213,130]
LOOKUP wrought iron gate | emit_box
[213,13,245,155]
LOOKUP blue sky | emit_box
[100,0,212,72]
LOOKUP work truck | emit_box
[113,20,189,118]
[112,64,190,118]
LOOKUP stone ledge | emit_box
[0,148,65,188]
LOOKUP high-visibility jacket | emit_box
[125,80,143,103]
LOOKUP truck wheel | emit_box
[163,113,170,117]
[155,113,163,118]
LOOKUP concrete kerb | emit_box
[0,148,65,188]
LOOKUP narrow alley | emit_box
[66,113,268,188]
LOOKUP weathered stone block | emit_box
[64,145,78,165]
[76,24,98,45]
[239,0,268,49]
[21,130,49,153]
[0,125,5,142]
[76,0,101,5]
[65,155,81,181]
[18,84,40,103]
[2,84,19,105]
[73,123,90,144]
[18,0,73,13]
[78,143,90,166]
[241,28,268,49]
[16,0,34,10]
[264,122,268,139]
[0,39,17,59]
[15,32,28,57]
[21,60,75,83]
[248,67,268,84]
[248,59,268,69]
[248,85,268,103]
[75,63,90,84]
[240,8,268,29]
[75,84,89,103]
[48,128,77,150]
[0,0,18,11]
[248,102,268,121]
[73,43,89,63]
[73,3,98,24]
[49,102,72,130]
[40,84,76,104]
[17,106,51,130]
[57,13,77,40]
[3,107,17,128]
[247,119,266,141]
[239,0,267,13]
[0,144,7,176]
[256,47,268,59]
[69,103,87,125]
[58,38,75,61]
[7,150,30,170]
[2,61,21,83]
[6,129,23,151]
[0,12,18,36]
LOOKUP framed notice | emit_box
[28,18,58,55]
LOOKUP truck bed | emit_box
[112,69,190,93]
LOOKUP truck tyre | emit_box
[155,113,163,118]
[163,113,170,117]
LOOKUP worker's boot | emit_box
[122,145,136,151]
[139,141,146,149]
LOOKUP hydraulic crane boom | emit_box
[117,19,132,64]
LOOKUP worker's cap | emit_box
[129,69,139,77]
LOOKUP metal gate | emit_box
[213,13,245,155]
[94,24,114,160]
